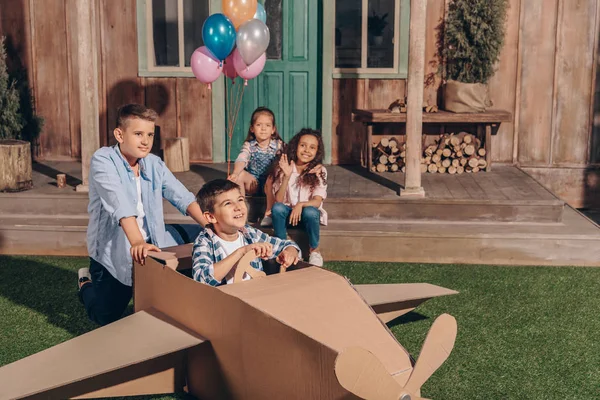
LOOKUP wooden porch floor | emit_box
[25,161,557,202]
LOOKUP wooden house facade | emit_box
[0,0,599,207]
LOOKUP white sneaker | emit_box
[308,252,324,267]
[78,268,91,289]
[260,215,272,227]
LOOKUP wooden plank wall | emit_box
[1,0,599,203]
[0,0,213,163]
[517,0,600,208]
[332,0,600,207]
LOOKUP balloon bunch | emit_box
[190,0,270,89]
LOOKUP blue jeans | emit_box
[271,202,320,250]
[80,223,202,326]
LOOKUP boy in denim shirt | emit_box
[79,104,206,326]
[192,179,300,286]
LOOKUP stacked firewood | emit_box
[372,132,487,174]
[371,137,406,173]
[421,133,487,174]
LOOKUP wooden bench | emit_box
[352,109,513,172]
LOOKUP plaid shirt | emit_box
[192,225,300,286]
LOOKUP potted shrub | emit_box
[0,36,40,192]
[441,0,508,113]
[368,12,388,46]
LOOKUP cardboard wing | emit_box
[0,309,204,399]
[354,283,459,323]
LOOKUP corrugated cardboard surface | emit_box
[354,283,458,307]
[0,310,203,399]
[354,283,459,323]
[220,268,414,383]
[135,257,359,399]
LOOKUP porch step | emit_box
[1,208,598,266]
[294,207,600,266]
[321,197,564,223]
[0,193,565,223]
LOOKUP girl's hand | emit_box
[228,173,239,182]
[279,154,294,177]
[308,164,323,174]
[289,203,304,226]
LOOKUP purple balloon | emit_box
[223,53,238,82]
[190,46,223,87]
[232,49,266,83]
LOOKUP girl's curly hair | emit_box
[270,128,327,192]
[244,107,283,143]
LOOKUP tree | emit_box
[0,36,23,140]
[441,0,508,84]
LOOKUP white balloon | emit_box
[236,19,270,65]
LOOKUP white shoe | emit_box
[260,215,272,227]
[308,252,324,267]
[78,268,91,289]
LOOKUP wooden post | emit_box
[400,0,427,197]
[74,0,100,192]
[485,124,493,171]
[367,124,373,171]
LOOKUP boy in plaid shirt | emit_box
[192,179,301,286]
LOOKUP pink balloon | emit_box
[232,48,266,83]
[190,46,223,86]
[223,53,238,81]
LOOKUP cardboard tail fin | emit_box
[0,309,204,400]
[354,283,458,323]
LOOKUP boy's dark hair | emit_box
[196,179,241,214]
[116,104,158,128]
[269,128,326,191]
[244,106,283,143]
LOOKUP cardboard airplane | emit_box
[0,243,459,400]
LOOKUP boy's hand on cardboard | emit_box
[245,242,273,259]
[279,154,294,177]
[289,203,304,226]
[130,242,161,266]
[277,247,299,270]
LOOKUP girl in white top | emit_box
[267,129,327,267]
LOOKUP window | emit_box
[138,0,209,76]
[333,0,408,77]
[264,0,282,60]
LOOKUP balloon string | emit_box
[226,79,246,176]
[226,79,239,174]
[226,81,234,175]
[228,82,245,173]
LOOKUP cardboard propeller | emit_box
[335,314,457,400]
[0,244,458,400]
[233,250,267,282]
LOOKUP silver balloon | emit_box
[236,19,270,66]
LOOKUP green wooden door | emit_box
[226,0,320,160]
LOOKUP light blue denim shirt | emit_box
[87,145,196,286]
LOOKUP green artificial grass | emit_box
[1,255,600,399]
